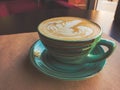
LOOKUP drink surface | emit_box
[38,17,101,41]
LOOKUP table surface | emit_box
[0,9,120,90]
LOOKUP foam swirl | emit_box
[46,20,93,37]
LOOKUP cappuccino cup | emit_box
[38,17,116,64]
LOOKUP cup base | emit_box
[47,52,88,65]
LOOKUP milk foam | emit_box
[38,17,101,41]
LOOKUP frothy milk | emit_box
[38,17,101,41]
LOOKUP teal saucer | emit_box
[30,40,106,80]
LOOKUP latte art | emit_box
[38,17,101,41]
[46,20,93,37]
[77,26,93,36]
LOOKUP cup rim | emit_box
[37,17,102,42]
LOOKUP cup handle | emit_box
[86,38,116,63]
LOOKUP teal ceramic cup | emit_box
[38,17,116,65]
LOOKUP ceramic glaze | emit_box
[30,40,106,80]
[38,17,116,64]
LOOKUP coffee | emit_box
[38,17,101,41]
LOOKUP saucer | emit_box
[30,40,106,80]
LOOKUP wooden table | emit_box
[0,32,120,90]
[0,9,120,90]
